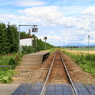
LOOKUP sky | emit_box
[0,0,95,46]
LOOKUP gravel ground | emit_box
[12,50,95,84]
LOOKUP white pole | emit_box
[36,37,37,52]
[18,25,20,52]
[88,35,90,54]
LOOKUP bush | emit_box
[85,54,95,61]
[8,53,22,69]
[21,46,35,54]
[0,75,13,83]
[0,70,15,83]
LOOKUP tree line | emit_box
[0,23,18,55]
[0,23,55,55]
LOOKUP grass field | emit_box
[69,47,95,51]
[62,47,95,55]
[61,48,95,78]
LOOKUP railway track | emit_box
[40,50,78,95]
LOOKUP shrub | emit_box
[0,75,13,83]
[8,53,22,69]
[85,54,95,61]
[0,70,15,83]
[21,46,35,54]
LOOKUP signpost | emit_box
[88,35,90,54]
[44,37,47,51]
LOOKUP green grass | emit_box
[0,54,13,65]
[0,53,22,83]
[63,50,95,78]
[49,48,56,54]
[0,69,16,83]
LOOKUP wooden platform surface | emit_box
[15,52,50,72]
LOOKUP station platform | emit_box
[0,82,95,95]
[16,52,50,72]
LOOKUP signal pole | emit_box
[44,37,47,51]
[88,35,90,54]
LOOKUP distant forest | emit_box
[0,23,54,55]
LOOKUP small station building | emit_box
[20,37,34,47]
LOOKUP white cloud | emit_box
[82,7,95,16]
[61,6,84,15]
[15,0,47,6]
[19,6,63,20]
[1,5,95,31]
[18,5,95,31]
[19,6,79,28]
[48,35,61,40]
[49,31,55,34]
[0,14,41,25]
[60,29,91,45]
[75,19,91,30]
[79,7,95,31]
[37,28,95,46]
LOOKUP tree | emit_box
[0,23,10,54]
[0,23,19,55]
[6,24,18,53]
[20,32,29,38]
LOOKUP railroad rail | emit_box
[40,50,78,95]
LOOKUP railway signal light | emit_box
[44,37,47,51]
[32,25,38,32]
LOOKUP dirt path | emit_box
[12,50,95,84]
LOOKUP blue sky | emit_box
[0,0,95,46]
